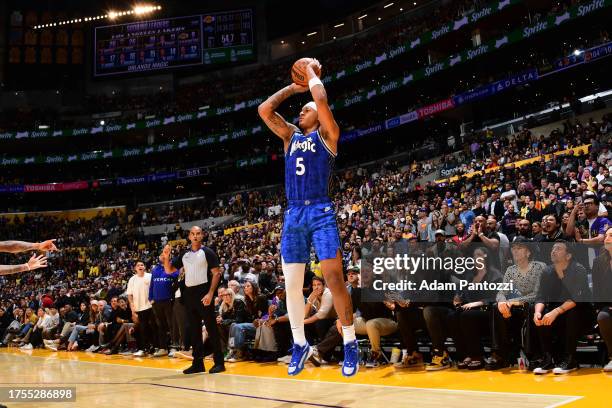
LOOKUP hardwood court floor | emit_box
[0,348,609,407]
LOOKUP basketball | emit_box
[291,57,321,87]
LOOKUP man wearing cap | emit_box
[345,265,360,295]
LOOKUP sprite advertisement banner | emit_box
[1,0,611,166]
[0,0,522,142]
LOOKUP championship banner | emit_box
[224,221,267,235]
[435,145,591,185]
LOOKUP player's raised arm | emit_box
[306,59,340,145]
[0,239,58,253]
[258,83,308,149]
[0,253,48,276]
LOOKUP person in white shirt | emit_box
[127,260,158,357]
[303,276,336,344]
[500,183,518,213]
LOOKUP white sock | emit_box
[282,259,307,347]
[342,325,356,344]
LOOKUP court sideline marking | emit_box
[0,351,583,408]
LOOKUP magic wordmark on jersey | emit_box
[289,136,317,156]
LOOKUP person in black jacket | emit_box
[593,228,612,372]
[451,246,502,370]
[66,302,91,351]
[226,281,268,362]
[216,287,248,354]
[532,242,592,375]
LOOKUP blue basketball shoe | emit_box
[288,342,313,376]
[342,340,360,377]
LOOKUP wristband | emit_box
[308,76,323,91]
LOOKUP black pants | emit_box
[396,306,427,354]
[152,300,173,350]
[184,283,223,367]
[305,318,335,345]
[598,307,612,359]
[317,323,343,361]
[172,299,186,349]
[30,329,43,348]
[423,305,455,353]
[491,305,529,360]
[136,308,158,350]
[273,321,292,356]
[460,308,490,360]
[535,307,589,358]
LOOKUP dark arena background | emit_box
[0,0,611,406]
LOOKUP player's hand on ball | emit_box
[307,58,322,73]
[27,254,48,270]
[290,82,309,93]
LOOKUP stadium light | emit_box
[573,49,583,56]
[384,3,395,8]
[358,14,368,19]
[307,31,317,37]
[38,125,49,129]
[334,23,344,28]
[32,4,161,29]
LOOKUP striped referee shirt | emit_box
[172,246,220,288]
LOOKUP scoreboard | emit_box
[94,10,254,77]
[202,10,254,65]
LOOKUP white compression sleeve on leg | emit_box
[282,259,307,346]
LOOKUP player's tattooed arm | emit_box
[258,84,304,142]
[0,263,30,276]
[0,240,39,253]
[0,254,47,276]
[0,239,57,253]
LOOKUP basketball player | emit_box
[258,58,358,377]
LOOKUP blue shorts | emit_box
[281,201,341,264]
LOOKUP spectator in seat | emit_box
[303,276,336,345]
[487,238,545,370]
[216,287,248,354]
[532,242,592,375]
[66,302,91,351]
[225,281,267,362]
[592,228,612,372]
[451,247,502,370]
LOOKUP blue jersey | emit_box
[284,129,335,202]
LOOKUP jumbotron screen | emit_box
[94,10,254,77]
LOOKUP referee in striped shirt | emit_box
[161,226,225,374]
